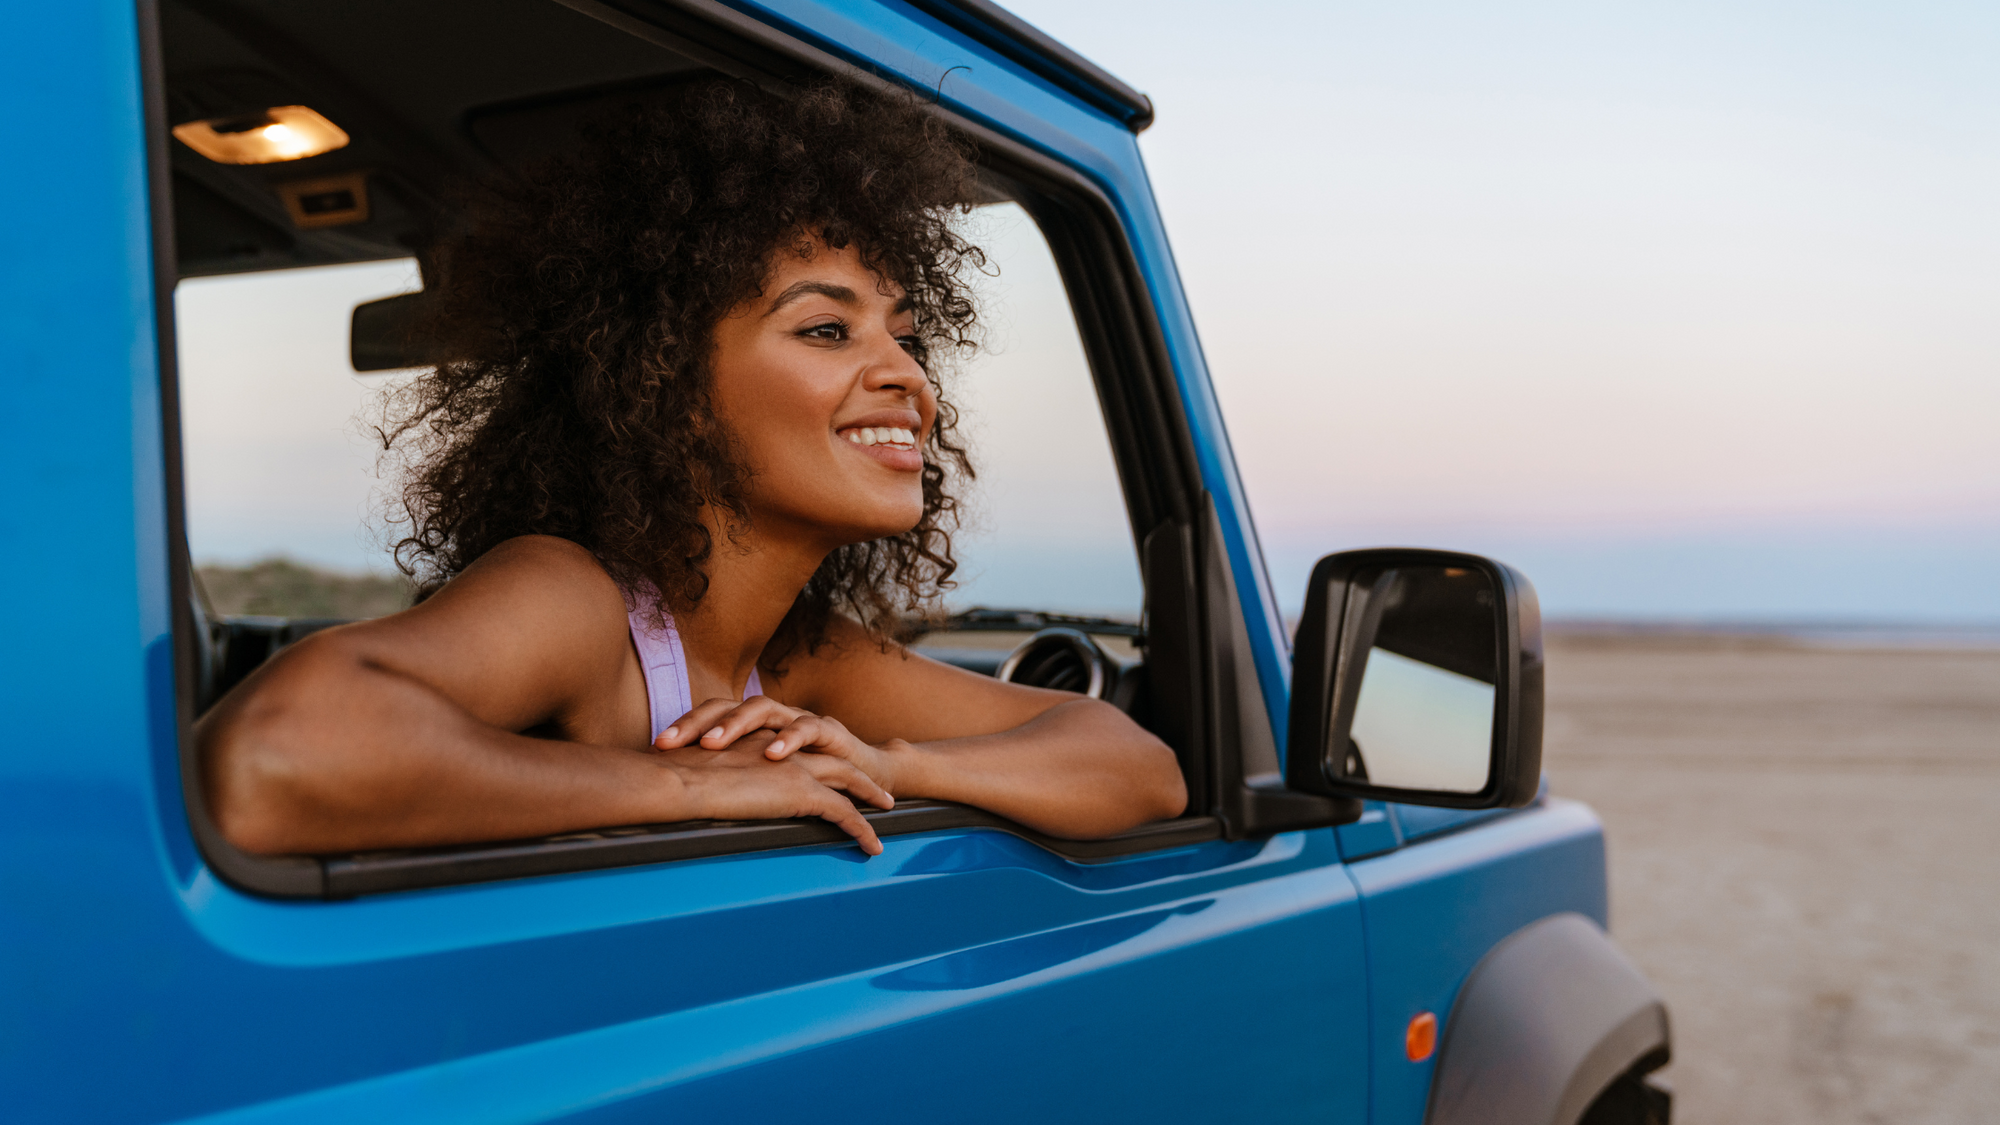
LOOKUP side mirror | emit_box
[1286,549,1543,809]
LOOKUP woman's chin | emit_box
[789,496,921,548]
[845,505,926,545]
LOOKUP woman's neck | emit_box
[673,517,828,700]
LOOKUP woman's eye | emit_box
[800,322,847,342]
[895,335,920,354]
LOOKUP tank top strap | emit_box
[626,584,764,742]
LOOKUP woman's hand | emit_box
[657,730,893,855]
[655,688,1187,841]
[654,696,912,794]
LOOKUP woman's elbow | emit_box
[1067,733,1185,838]
[1135,737,1188,822]
[1077,702,1186,832]
[198,643,369,855]
[202,707,325,855]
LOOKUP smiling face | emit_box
[708,238,939,553]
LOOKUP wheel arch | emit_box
[1426,912,1671,1125]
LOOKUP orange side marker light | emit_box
[1406,1011,1438,1062]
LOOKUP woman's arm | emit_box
[198,537,891,855]
[884,696,1186,838]
[659,617,1188,839]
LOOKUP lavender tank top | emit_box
[626,587,763,741]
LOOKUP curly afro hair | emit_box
[380,78,985,660]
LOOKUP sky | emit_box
[177,260,419,574]
[178,1,2000,623]
[1001,0,2000,621]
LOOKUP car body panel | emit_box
[1346,799,1611,1125]
[171,841,1366,1124]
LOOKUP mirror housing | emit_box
[1286,548,1543,809]
[350,291,442,372]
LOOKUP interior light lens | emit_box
[172,105,349,165]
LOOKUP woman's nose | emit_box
[861,337,926,397]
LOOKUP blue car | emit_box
[1,1,1669,1121]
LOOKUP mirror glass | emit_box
[1338,566,1498,793]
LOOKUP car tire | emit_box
[1577,1070,1672,1125]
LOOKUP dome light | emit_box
[172,105,348,165]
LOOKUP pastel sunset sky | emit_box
[1005,0,2000,620]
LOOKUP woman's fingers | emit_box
[658,700,870,781]
[812,789,883,855]
[799,754,894,809]
[665,742,888,854]
[654,695,797,750]
[697,695,805,749]
[652,698,744,749]
[763,713,846,759]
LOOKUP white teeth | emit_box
[844,426,918,448]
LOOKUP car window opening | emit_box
[163,0,1202,893]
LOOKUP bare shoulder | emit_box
[305,536,634,721]
[443,534,622,598]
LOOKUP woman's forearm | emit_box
[199,638,684,855]
[889,698,1186,839]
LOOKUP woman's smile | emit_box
[835,408,925,472]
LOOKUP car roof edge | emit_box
[904,0,1155,131]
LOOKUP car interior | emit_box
[160,0,1229,895]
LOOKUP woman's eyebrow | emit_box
[764,280,857,316]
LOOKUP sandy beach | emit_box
[1541,631,2000,1124]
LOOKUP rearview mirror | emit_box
[350,291,443,373]
[1286,549,1543,809]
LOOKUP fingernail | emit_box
[705,727,724,741]
[767,741,785,755]
[662,726,678,741]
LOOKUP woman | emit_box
[198,81,1186,858]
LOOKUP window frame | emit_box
[149,0,1256,899]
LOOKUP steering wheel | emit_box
[996,627,1118,700]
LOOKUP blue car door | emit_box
[197,829,1369,1123]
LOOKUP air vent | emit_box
[997,628,1117,699]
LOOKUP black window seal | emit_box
[147,0,1229,900]
[325,803,1221,898]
